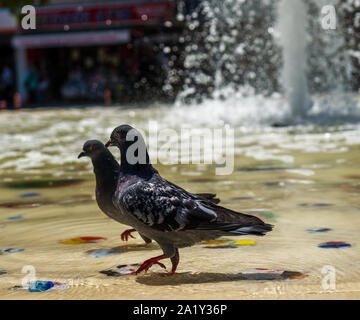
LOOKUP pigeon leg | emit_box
[120,229,136,241]
[169,248,180,274]
[139,233,152,246]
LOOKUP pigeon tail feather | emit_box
[227,223,273,236]
[194,221,273,236]
[192,203,274,236]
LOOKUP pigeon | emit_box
[78,140,153,244]
[78,140,220,244]
[105,125,273,274]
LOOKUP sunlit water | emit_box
[0,98,360,299]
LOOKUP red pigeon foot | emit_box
[121,229,136,241]
[135,255,168,274]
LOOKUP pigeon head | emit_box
[105,125,156,176]
[105,124,149,164]
[78,140,107,159]
[105,124,138,148]
[105,124,134,148]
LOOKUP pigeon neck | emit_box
[92,151,119,187]
[119,143,156,178]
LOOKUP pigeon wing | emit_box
[164,179,220,204]
[115,179,218,232]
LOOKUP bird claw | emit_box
[135,260,167,274]
[120,229,136,242]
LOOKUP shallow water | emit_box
[0,102,360,299]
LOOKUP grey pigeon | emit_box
[78,140,152,244]
[78,140,220,244]
[105,125,273,274]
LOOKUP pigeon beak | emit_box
[77,151,86,159]
[105,140,112,148]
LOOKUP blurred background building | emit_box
[0,8,17,107]
[0,0,201,107]
[0,0,359,108]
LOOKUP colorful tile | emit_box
[19,193,40,198]
[59,236,107,245]
[318,241,351,248]
[307,228,332,233]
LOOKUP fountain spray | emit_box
[276,0,313,120]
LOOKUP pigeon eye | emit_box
[114,132,120,138]
[89,145,95,151]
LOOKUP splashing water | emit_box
[276,0,312,119]
[176,0,359,124]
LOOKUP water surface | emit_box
[0,103,359,299]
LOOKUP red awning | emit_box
[34,1,174,31]
[12,29,130,48]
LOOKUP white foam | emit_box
[0,96,359,175]
[286,169,315,176]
